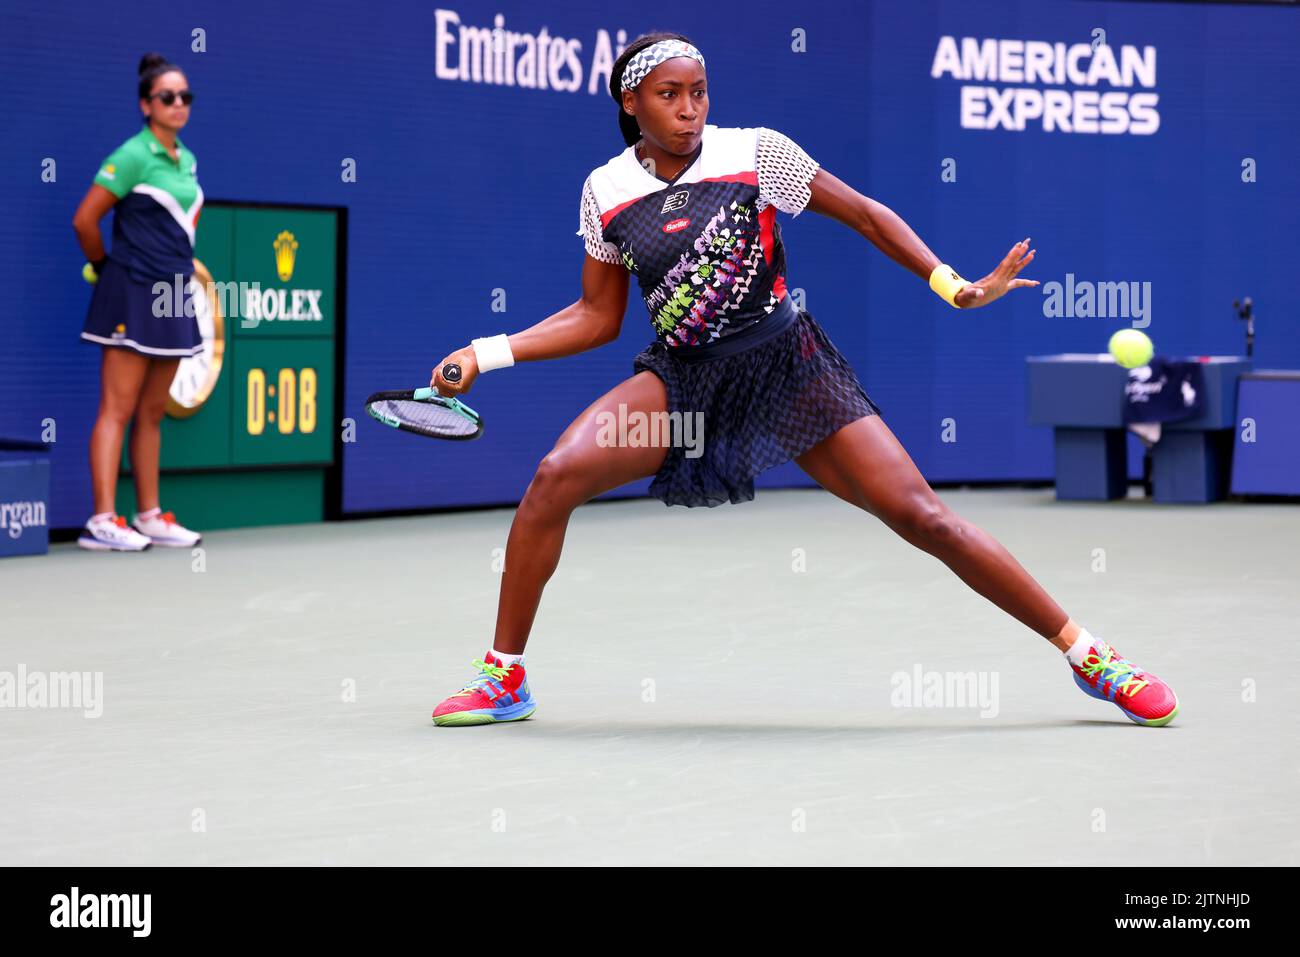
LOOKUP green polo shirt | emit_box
[93,126,204,279]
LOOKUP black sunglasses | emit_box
[149,90,194,106]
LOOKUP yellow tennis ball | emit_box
[82,262,99,285]
[1108,329,1153,369]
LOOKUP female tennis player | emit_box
[426,34,1178,728]
[72,53,204,551]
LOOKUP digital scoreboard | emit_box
[117,203,343,529]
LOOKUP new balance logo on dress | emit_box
[661,189,689,213]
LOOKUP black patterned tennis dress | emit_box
[578,124,882,507]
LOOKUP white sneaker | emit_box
[78,514,153,552]
[132,509,202,547]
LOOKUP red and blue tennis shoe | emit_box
[1070,638,1178,727]
[432,651,536,727]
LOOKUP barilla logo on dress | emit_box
[663,218,691,233]
[0,499,47,539]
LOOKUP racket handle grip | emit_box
[424,362,462,398]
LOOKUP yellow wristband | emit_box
[928,263,968,308]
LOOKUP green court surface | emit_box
[1,488,1296,865]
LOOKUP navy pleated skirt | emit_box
[632,303,882,508]
[81,258,203,358]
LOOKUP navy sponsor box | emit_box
[0,447,51,558]
[1231,373,1300,496]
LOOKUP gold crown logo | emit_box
[273,230,299,282]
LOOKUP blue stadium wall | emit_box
[3,0,1297,526]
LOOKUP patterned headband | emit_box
[620,39,706,92]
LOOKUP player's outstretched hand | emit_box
[430,346,479,395]
[954,238,1039,309]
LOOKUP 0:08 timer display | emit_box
[246,367,318,436]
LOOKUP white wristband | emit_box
[471,334,515,372]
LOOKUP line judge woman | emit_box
[72,52,204,552]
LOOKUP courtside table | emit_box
[1026,354,1252,503]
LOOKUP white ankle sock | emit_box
[1064,629,1095,667]
[491,649,524,668]
[90,511,114,524]
[137,507,161,521]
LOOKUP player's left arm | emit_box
[804,168,1038,309]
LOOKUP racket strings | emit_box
[371,398,479,437]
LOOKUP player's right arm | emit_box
[74,140,144,265]
[71,185,118,265]
[430,254,629,394]
[510,254,630,361]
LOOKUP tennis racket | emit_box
[364,362,483,440]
